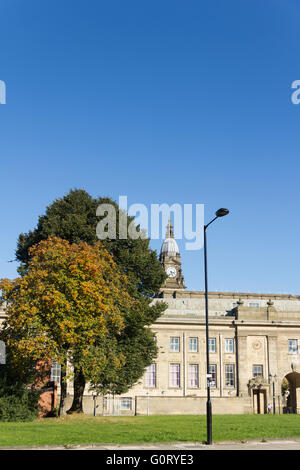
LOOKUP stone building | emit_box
[99,220,300,416]
[1,221,300,416]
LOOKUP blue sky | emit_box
[0,0,300,294]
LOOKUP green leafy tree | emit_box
[15,189,167,412]
[16,189,166,298]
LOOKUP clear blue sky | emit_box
[0,0,300,294]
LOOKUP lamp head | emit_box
[215,208,229,218]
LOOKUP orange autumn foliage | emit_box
[0,237,132,375]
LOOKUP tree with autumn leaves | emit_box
[1,190,167,414]
[1,236,163,415]
[8,189,167,414]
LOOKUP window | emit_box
[209,338,216,353]
[170,337,180,352]
[188,364,199,388]
[169,363,180,388]
[249,302,260,308]
[189,337,198,352]
[120,398,132,410]
[209,364,217,388]
[0,341,5,365]
[253,365,263,377]
[288,339,298,354]
[50,362,61,384]
[146,364,156,388]
[225,365,235,388]
[225,338,234,353]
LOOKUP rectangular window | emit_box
[225,364,235,388]
[209,364,217,388]
[0,341,5,365]
[288,339,298,354]
[188,364,199,388]
[170,337,180,352]
[146,363,156,388]
[188,337,198,352]
[120,398,132,410]
[249,302,260,307]
[50,362,61,385]
[209,338,216,353]
[169,363,180,388]
[225,338,234,353]
[253,365,263,377]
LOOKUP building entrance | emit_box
[252,389,267,414]
[284,371,300,414]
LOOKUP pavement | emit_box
[94,439,300,450]
[2,439,300,450]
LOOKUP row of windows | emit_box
[50,339,299,387]
[170,337,300,354]
[146,363,237,389]
[232,302,260,308]
[146,363,267,389]
[170,337,234,353]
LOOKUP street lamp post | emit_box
[204,208,229,445]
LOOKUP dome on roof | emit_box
[160,237,179,255]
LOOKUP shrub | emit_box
[0,361,41,422]
[0,384,40,422]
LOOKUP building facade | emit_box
[99,220,300,416]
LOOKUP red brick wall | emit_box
[38,382,58,417]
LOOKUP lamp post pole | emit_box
[269,374,277,414]
[204,208,229,445]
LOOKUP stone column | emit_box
[236,333,248,396]
[267,336,278,376]
[267,336,278,405]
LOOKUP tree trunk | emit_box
[58,362,67,417]
[67,366,86,414]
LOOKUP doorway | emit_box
[253,389,267,414]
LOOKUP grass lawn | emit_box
[0,414,300,447]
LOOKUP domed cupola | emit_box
[160,234,180,257]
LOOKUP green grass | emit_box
[0,414,299,447]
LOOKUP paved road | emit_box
[2,439,300,450]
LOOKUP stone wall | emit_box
[59,395,252,416]
[135,396,252,415]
